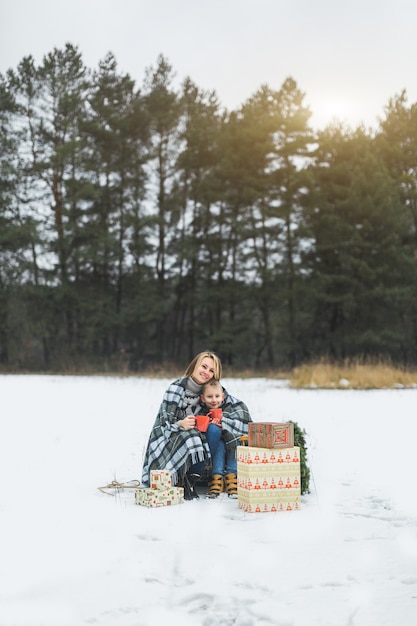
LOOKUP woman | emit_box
[141,351,251,500]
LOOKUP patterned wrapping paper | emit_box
[237,490,301,513]
[238,474,301,491]
[237,445,300,465]
[135,486,184,507]
[150,469,172,490]
[237,445,301,513]
[248,422,294,449]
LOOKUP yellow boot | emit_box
[207,474,224,499]
[224,473,238,499]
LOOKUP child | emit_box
[200,379,224,426]
[200,380,242,499]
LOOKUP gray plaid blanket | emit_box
[141,376,252,486]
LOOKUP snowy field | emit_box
[1,374,417,626]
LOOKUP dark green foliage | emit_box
[290,420,311,495]
[1,47,417,371]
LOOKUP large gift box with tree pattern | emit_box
[237,444,301,512]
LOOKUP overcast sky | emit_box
[1,0,415,130]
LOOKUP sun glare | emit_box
[323,99,352,120]
[310,96,367,130]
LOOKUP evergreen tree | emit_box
[304,125,415,361]
[80,51,150,363]
[8,44,89,366]
[263,78,314,366]
[216,85,277,366]
[376,92,417,361]
[142,54,182,361]
[171,78,222,360]
[0,75,20,364]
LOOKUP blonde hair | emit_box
[201,379,223,394]
[184,351,222,381]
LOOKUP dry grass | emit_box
[222,367,292,380]
[290,359,417,390]
[4,359,417,389]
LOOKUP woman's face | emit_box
[192,356,215,385]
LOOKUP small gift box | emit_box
[135,486,184,507]
[248,422,294,449]
[150,469,172,490]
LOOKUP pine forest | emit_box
[1,43,417,372]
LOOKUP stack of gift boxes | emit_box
[237,422,301,513]
[135,469,184,507]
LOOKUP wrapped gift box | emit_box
[248,422,294,449]
[135,486,184,507]
[238,474,301,491]
[237,445,300,466]
[150,469,172,490]
[237,445,301,513]
[237,491,301,513]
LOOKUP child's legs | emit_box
[225,445,237,474]
[189,424,221,475]
[212,437,226,475]
[205,423,221,458]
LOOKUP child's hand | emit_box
[208,408,222,427]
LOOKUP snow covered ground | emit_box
[1,374,416,626]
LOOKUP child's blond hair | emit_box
[201,379,223,394]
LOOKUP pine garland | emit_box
[289,420,311,495]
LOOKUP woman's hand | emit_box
[179,415,196,430]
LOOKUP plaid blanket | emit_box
[141,376,252,486]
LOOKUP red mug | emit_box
[195,415,210,432]
[208,408,222,427]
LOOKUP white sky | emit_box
[1,0,415,130]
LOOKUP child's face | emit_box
[201,387,224,409]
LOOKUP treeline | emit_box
[1,43,417,372]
